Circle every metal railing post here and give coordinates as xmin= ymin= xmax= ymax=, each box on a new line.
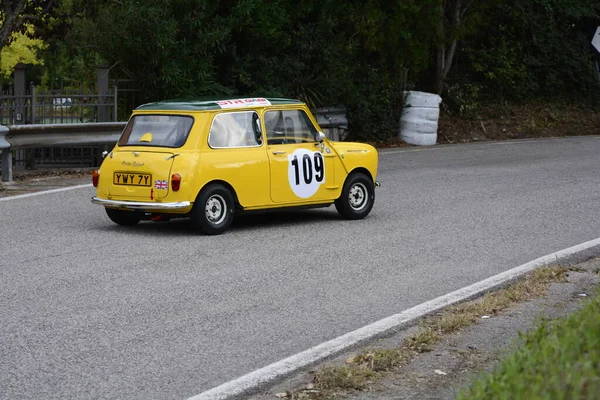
xmin=1 ymin=150 xmax=13 ymax=182
xmin=0 ymin=126 xmax=13 ymax=182
xmin=113 ymin=85 xmax=118 ymax=122
xmin=30 ymin=84 xmax=36 ymax=124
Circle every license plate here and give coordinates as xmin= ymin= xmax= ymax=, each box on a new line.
xmin=113 ymin=172 xmax=152 ymax=186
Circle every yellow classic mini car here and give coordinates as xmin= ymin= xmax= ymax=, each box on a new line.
xmin=91 ymin=97 xmax=380 ymax=234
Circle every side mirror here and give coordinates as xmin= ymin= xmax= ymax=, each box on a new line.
xmin=316 ymin=131 xmax=326 ymax=142
xmin=102 ymin=150 xmax=109 ymax=159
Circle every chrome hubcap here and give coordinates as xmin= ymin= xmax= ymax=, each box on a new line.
xmin=205 ymin=195 xmax=226 ymax=224
xmin=348 ymin=183 xmax=368 ymax=211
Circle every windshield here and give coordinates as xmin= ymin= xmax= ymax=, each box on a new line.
xmin=118 ymin=115 xmax=194 ymax=148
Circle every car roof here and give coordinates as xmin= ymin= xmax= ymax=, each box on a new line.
xmin=135 ymin=96 xmax=304 ymax=111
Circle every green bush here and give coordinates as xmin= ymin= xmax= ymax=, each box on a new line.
xmin=441 ymin=83 xmax=483 ymax=119
xmin=456 ymin=0 xmax=600 ymax=102
xmin=458 ymin=287 xmax=600 ymax=400
xmin=51 ymin=0 xmax=600 ymax=141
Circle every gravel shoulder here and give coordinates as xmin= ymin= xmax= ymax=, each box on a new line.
xmin=249 ymin=257 xmax=600 ymax=400
xmin=0 ymin=168 xmax=93 ymax=198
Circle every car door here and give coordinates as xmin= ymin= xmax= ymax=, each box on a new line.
xmin=265 ymin=108 xmax=336 ymax=204
xmin=200 ymin=110 xmax=272 ymax=208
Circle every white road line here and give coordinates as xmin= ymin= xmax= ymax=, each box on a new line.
xmin=0 ymin=184 xmax=92 ymax=202
xmin=188 ymin=237 xmax=600 ymax=400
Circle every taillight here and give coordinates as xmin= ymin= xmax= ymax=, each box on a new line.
xmin=92 ymin=170 xmax=100 ymax=187
xmin=171 ymin=173 xmax=181 ymax=191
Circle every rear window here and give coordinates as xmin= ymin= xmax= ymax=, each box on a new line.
xmin=118 ymin=115 xmax=194 ymax=148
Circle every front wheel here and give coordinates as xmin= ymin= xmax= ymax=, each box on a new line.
xmin=105 ymin=208 xmax=141 ymax=226
xmin=334 ymin=173 xmax=375 ymax=220
xmin=190 ymin=184 xmax=235 ymax=235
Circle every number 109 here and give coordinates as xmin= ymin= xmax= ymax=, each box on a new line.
xmin=291 ymin=153 xmax=324 ymax=185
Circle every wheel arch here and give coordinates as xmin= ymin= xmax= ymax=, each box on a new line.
xmin=347 ymin=167 xmax=374 ymax=184
xmin=335 ymin=167 xmax=374 ymax=202
xmin=195 ymin=180 xmax=242 ymax=210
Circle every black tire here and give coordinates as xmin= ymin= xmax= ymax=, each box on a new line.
xmin=190 ymin=183 xmax=235 ymax=235
xmin=334 ymin=172 xmax=375 ymax=220
xmin=105 ymin=208 xmax=141 ymax=226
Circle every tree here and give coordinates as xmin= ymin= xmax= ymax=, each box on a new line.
xmin=67 ymin=0 xmax=441 ymax=140
xmin=0 ymin=23 xmax=47 ymax=77
xmin=455 ymin=0 xmax=600 ymax=100
xmin=0 ymin=0 xmax=57 ymax=50
xmin=430 ymin=0 xmax=479 ymax=94
xmin=68 ymin=0 xmax=234 ymax=99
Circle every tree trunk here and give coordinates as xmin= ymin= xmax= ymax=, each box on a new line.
xmin=0 ymin=0 xmax=54 ymax=50
xmin=443 ymin=0 xmax=461 ymax=80
xmin=433 ymin=48 xmax=445 ymax=94
xmin=0 ymin=0 xmax=28 ymax=49
xmin=431 ymin=1 xmax=446 ymax=94
xmin=431 ymin=0 xmax=465 ymax=95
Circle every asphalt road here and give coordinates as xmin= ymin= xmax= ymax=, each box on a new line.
xmin=1 ymin=137 xmax=599 ymax=399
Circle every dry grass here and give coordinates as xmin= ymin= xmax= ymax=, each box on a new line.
xmin=279 ymin=265 xmax=571 ymax=399
xmin=437 ymin=101 xmax=600 ymax=145
xmin=11 ymin=168 xmax=95 ymax=181
xmin=315 ymin=365 xmax=375 ymax=391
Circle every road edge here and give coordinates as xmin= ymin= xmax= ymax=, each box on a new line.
xmin=188 ymin=237 xmax=600 ymax=400
xmin=0 ymin=183 xmax=92 ymax=201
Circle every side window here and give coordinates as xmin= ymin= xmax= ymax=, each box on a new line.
xmin=264 ymin=110 xmax=317 ymax=145
xmin=208 ymin=111 xmax=263 ymax=148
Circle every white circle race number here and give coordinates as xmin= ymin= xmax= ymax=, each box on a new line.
xmin=288 ymin=148 xmax=325 ymax=198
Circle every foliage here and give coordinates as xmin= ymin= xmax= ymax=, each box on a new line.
xmin=0 ymin=24 xmax=47 ymax=78
xmin=63 ymin=0 xmax=440 ymax=140
xmin=67 ymin=0 xmax=234 ymax=99
xmin=0 ymin=0 xmax=58 ymax=50
xmin=457 ymin=287 xmax=600 ymax=400
xmin=4 ymin=0 xmax=600 ymax=140
xmin=441 ymin=82 xmax=482 ymax=119
xmin=456 ymin=0 xmax=600 ymax=102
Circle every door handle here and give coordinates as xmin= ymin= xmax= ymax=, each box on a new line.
xmin=272 ymin=151 xmax=286 ymax=155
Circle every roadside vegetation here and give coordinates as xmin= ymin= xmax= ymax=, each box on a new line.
xmin=1 ymin=0 xmax=599 ymax=141
xmin=457 ymin=286 xmax=600 ymax=400
xmin=274 ymin=265 xmax=586 ymax=399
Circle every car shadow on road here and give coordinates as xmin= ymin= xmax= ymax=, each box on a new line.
xmin=96 ymin=208 xmax=344 ymax=236
xmin=231 ymin=208 xmax=343 ymax=231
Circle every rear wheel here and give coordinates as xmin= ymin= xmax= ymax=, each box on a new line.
xmin=335 ymin=173 xmax=375 ymax=220
xmin=105 ymin=208 xmax=141 ymax=226
xmin=190 ymin=184 xmax=235 ymax=235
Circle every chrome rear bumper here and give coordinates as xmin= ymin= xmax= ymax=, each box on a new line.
xmin=91 ymin=197 xmax=191 ymax=211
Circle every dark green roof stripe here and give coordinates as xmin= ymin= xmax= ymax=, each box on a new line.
xmin=135 ymin=97 xmax=304 ymax=111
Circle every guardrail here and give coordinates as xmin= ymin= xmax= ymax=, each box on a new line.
xmin=0 ymin=122 xmax=126 ymax=182
xmin=314 ymin=106 xmax=348 ymax=141
xmin=0 ymin=107 xmax=349 ymax=183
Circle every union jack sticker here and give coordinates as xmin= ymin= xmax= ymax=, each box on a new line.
xmin=155 ymin=179 xmax=168 ymax=190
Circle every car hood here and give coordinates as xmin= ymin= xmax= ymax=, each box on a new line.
xmin=328 ymin=141 xmax=377 ymax=154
